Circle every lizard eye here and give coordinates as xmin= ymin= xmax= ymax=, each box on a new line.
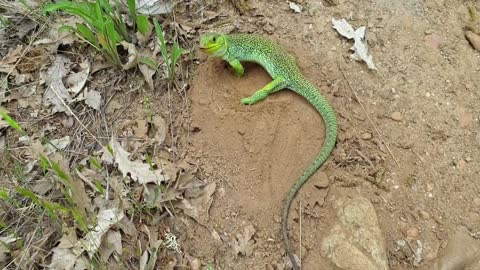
xmin=212 ymin=37 xmax=217 ymax=42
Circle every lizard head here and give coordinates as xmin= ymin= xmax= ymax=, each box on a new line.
xmin=199 ymin=32 xmax=227 ymax=57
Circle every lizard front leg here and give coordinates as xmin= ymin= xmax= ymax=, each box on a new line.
xmin=225 ymin=57 xmax=244 ymax=77
xmin=241 ymin=76 xmax=287 ymax=105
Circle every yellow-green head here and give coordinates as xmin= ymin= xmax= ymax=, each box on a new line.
xmin=199 ymin=33 xmax=228 ymax=57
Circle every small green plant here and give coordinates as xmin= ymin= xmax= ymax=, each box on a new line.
xmin=154 ymin=20 xmax=183 ymax=81
xmin=0 ymin=109 xmax=24 ymax=135
xmin=127 ymin=0 xmax=150 ymax=35
xmin=0 ymin=111 xmax=88 ymax=230
xmin=44 ymin=0 xmax=149 ymax=66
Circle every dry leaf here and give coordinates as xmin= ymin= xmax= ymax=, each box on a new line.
xmin=105 ymin=100 xmax=123 ymax=115
xmin=133 ymin=119 xmax=148 ymax=139
xmin=109 ymin=175 xmax=133 ymax=210
xmin=66 ymin=60 xmax=90 ymax=95
xmin=139 ymin=239 xmax=162 ymax=270
xmin=47 ymin=16 xmax=83 ymax=46
xmin=120 ymin=41 xmax=138 ymax=70
xmin=107 ymin=137 xmax=169 ymax=184
xmin=0 ymin=45 xmax=22 ymax=74
xmin=174 ymin=182 xmax=216 ymax=224
xmin=83 ymin=89 xmax=102 ymax=111
xmin=44 ymin=136 xmax=71 ymax=154
xmin=78 ymin=208 xmax=124 ymax=258
xmin=332 ymin=18 xmax=377 ymax=70
xmin=139 ymin=63 xmax=156 ymax=90
xmin=12 ymin=19 xmax=37 ymax=39
xmin=232 ymin=225 xmax=256 ymax=257
xmin=134 ymin=0 xmax=178 ymax=15
xmin=32 ymin=177 xmax=55 ymax=195
xmin=289 ymin=2 xmax=302 ymax=13
xmin=49 ymin=229 xmax=91 ymax=270
xmin=42 ymin=55 xmax=73 ymax=114
xmin=143 ymin=183 xmax=182 ymax=207
xmin=100 ymin=230 xmax=122 ymax=262
xmin=151 ymin=115 xmax=167 ymax=144
xmin=0 ymin=234 xmax=19 ymax=266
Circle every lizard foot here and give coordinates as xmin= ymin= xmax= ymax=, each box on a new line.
xmin=241 ymin=97 xmax=254 ymax=105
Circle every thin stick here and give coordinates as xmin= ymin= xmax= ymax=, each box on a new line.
xmin=338 ymin=60 xmax=400 ymax=167
xmin=48 ymin=85 xmax=103 ymax=147
xmin=299 ymin=200 xmax=302 ymax=269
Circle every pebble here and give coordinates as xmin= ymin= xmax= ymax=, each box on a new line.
xmin=362 ymin=132 xmax=373 ymax=140
xmin=407 ymin=227 xmax=420 ymax=240
xmin=424 ymin=34 xmax=443 ymax=49
xmin=274 ymin=215 xmax=281 ymax=223
xmin=390 ymin=112 xmax=403 ymax=122
xmin=473 ymin=197 xmax=480 ymax=207
xmin=189 ymin=258 xmax=201 ymax=270
xmin=465 ymin=30 xmax=480 ymax=51
xmin=456 ymin=159 xmax=467 ymax=170
xmin=419 ymin=210 xmax=431 ymax=220
xmin=314 ymin=172 xmax=329 ymax=188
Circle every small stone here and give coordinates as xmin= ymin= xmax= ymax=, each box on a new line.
xmin=457 ymin=107 xmax=473 ymax=128
xmin=362 ymin=132 xmax=373 ymax=140
xmin=189 ymin=258 xmax=201 ymax=270
xmin=390 ymin=112 xmax=403 ymax=122
xmin=211 ymin=229 xmax=222 ymax=242
xmin=217 ymin=187 xmax=226 ymax=198
xmin=314 ymin=172 xmax=329 ymax=188
xmin=424 ymin=34 xmax=443 ymax=49
xmin=465 ymin=30 xmax=480 ymax=51
xmin=406 ymin=227 xmax=420 ymax=240
xmin=274 ymin=215 xmax=281 ymax=223
xmin=419 ymin=210 xmax=431 ymax=220
xmin=456 ymin=159 xmax=467 ymax=170
xmin=473 ymin=197 xmax=480 ymax=207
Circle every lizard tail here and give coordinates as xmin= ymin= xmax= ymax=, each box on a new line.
xmin=282 ymin=78 xmax=337 ymax=269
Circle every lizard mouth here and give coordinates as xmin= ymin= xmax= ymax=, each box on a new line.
xmin=200 ymin=43 xmax=221 ymax=54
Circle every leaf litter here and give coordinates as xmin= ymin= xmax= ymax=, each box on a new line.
xmin=0 ymin=3 xmax=216 ymax=269
xmin=232 ymin=225 xmax=256 ymax=257
xmin=332 ymin=18 xmax=377 ymax=70
xmin=103 ymin=137 xmax=170 ymax=184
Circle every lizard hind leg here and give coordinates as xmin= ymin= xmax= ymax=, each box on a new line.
xmin=241 ymin=76 xmax=287 ymax=105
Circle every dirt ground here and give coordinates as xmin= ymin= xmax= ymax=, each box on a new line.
xmin=184 ymin=0 xmax=480 ymax=269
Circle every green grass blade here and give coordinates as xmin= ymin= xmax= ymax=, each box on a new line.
xmin=105 ymin=20 xmax=120 ymax=60
xmin=15 ymin=187 xmax=41 ymax=206
xmin=44 ymin=2 xmax=95 ymax=26
xmin=51 ymin=161 xmax=71 ymax=184
xmin=39 ymin=155 xmax=50 ymax=175
xmin=0 ymin=110 xmax=24 ymax=134
xmin=168 ymin=42 xmax=182 ymax=79
xmin=0 ymin=188 xmax=9 ymax=200
xmin=153 ymin=20 xmax=169 ymax=67
xmin=94 ymin=0 xmax=104 ymax=24
xmin=127 ymin=0 xmax=137 ymax=29
xmin=136 ymin=15 xmax=150 ymax=35
xmin=140 ymin=57 xmax=158 ymax=69
xmin=76 ymin=23 xmax=99 ymax=47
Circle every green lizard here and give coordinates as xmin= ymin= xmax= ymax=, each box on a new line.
xmin=199 ymin=33 xmax=337 ymax=269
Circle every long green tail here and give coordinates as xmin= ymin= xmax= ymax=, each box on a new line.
xmin=282 ymin=78 xmax=337 ymax=269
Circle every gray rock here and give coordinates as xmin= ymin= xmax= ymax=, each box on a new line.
xmin=431 ymin=227 xmax=480 ymax=270
xmin=321 ymin=195 xmax=389 ymax=270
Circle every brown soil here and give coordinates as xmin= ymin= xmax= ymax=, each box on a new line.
xmin=181 ymin=0 xmax=480 ymax=269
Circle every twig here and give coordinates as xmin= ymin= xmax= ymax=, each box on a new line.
xmin=299 ymin=200 xmax=302 ymax=270
xmin=47 ymin=85 xmax=103 ymax=147
xmin=337 ymin=60 xmax=400 ymax=168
